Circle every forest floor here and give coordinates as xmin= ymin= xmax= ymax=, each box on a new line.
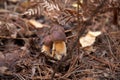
xmin=0 ymin=0 xmax=120 ymax=80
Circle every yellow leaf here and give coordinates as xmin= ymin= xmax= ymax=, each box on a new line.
xmin=29 ymin=19 xmax=44 ymax=28
xmin=79 ymin=31 xmax=101 ymax=47
xmin=72 ymin=0 xmax=83 ymax=8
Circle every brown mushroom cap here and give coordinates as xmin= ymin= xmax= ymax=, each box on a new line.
xmin=43 ymin=25 xmax=66 ymax=45
xmin=42 ymin=35 xmax=53 ymax=46
xmin=50 ymin=25 xmax=66 ymax=41
xmin=51 ymin=31 xmax=66 ymax=41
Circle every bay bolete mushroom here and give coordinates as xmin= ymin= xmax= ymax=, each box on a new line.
xmin=41 ymin=25 xmax=67 ymax=60
xmin=41 ymin=35 xmax=53 ymax=56
xmin=50 ymin=26 xmax=67 ymax=60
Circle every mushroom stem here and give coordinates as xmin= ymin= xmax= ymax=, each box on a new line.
xmin=41 ymin=45 xmax=52 ymax=57
xmin=52 ymin=41 xmax=66 ymax=60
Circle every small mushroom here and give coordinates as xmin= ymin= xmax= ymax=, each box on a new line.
xmin=51 ymin=27 xmax=67 ymax=60
xmin=41 ymin=35 xmax=53 ymax=56
xmin=41 ymin=25 xmax=67 ymax=60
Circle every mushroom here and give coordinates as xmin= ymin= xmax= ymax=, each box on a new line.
xmin=50 ymin=26 xmax=67 ymax=60
xmin=41 ymin=35 xmax=53 ymax=57
xmin=41 ymin=25 xmax=67 ymax=60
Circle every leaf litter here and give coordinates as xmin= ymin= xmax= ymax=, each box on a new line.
xmin=0 ymin=0 xmax=120 ymax=80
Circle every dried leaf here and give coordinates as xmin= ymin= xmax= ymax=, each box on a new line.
xmin=0 ymin=66 xmax=8 ymax=73
xmin=79 ymin=31 xmax=101 ymax=47
xmin=28 ymin=19 xmax=44 ymax=28
xmin=72 ymin=3 xmax=81 ymax=8
xmin=72 ymin=0 xmax=83 ymax=8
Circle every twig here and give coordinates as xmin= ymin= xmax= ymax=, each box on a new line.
xmin=86 ymin=52 xmax=115 ymax=68
xmin=0 ymin=36 xmax=28 ymax=40
xmin=61 ymin=56 xmax=79 ymax=78
xmin=104 ymin=34 xmax=117 ymax=60
xmin=0 ymin=72 xmax=15 ymax=79
xmin=66 ymin=35 xmax=76 ymax=39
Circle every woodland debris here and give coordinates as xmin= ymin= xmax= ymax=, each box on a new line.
xmin=0 ymin=0 xmax=120 ymax=80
